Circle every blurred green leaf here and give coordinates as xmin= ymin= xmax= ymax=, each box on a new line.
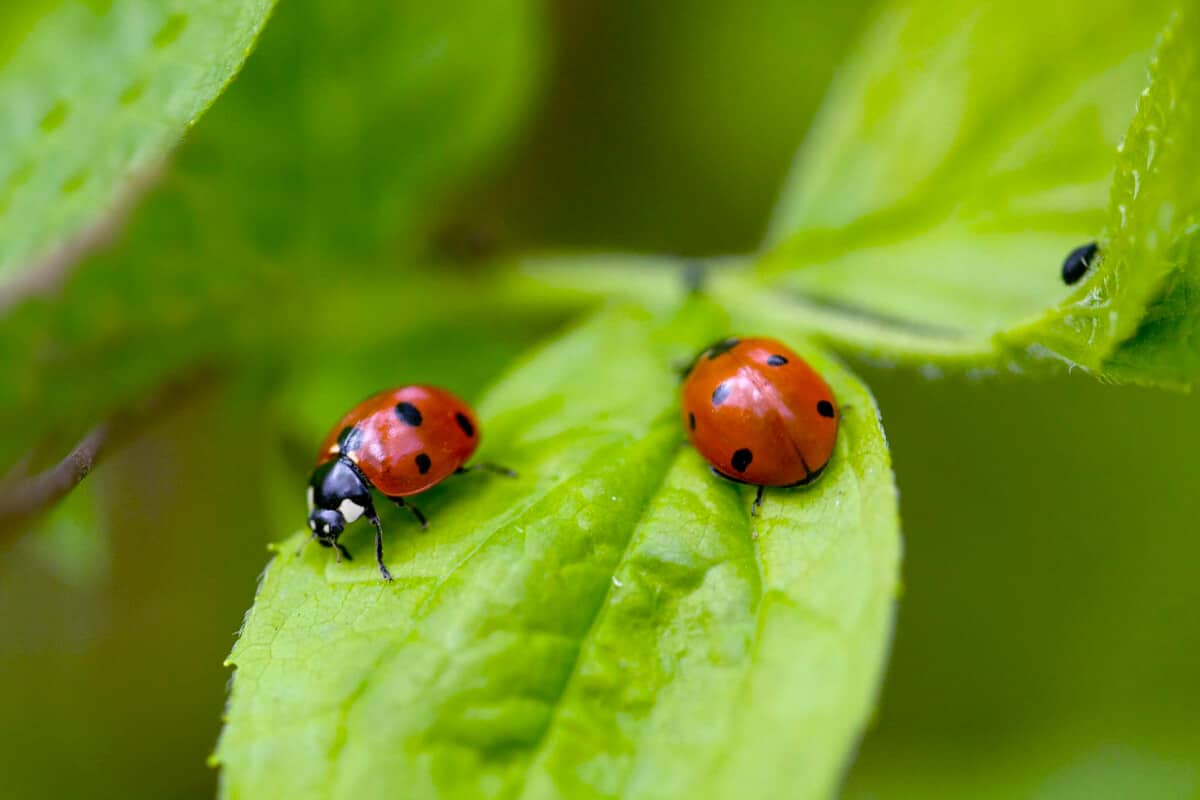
xmin=846 ymin=736 xmax=1200 ymax=800
xmin=18 ymin=479 xmax=108 ymax=586
xmin=0 ymin=0 xmax=276 ymax=286
xmin=184 ymin=0 xmax=544 ymax=256
xmin=745 ymin=0 xmax=1200 ymax=383
xmin=0 ymin=0 xmax=548 ymax=471
xmin=214 ymin=303 xmax=900 ymax=799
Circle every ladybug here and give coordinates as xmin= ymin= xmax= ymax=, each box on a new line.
xmin=304 ymin=385 xmax=513 ymax=580
xmin=681 ymin=337 xmax=838 ymax=514
xmin=1061 ymin=241 xmax=1099 ymax=285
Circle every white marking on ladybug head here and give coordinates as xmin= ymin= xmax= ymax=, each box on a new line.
xmin=307 ymin=487 xmax=315 ymax=511
xmin=308 ymin=517 xmax=317 ymax=531
xmin=338 ymin=498 xmax=364 ymax=524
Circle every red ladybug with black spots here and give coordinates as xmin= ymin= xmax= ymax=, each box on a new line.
xmin=681 ymin=337 xmax=838 ymax=513
xmin=304 ymin=385 xmax=513 ymax=580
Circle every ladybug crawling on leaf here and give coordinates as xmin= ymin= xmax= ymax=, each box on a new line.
xmin=304 ymin=385 xmax=514 ymax=580
xmin=681 ymin=337 xmax=839 ymax=514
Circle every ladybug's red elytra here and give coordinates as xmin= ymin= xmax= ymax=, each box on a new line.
xmin=304 ymin=385 xmax=513 ymax=580
xmin=681 ymin=337 xmax=838 ymax=513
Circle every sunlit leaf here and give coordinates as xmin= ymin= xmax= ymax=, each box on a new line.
xmin=1029 ymin=5 xmax=1200 ymax=384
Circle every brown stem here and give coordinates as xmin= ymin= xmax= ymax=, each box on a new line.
xmin=0 ymin=369 xmax=216 ymax=537
xmin=0 ymin=426 xmax=110 ymax=527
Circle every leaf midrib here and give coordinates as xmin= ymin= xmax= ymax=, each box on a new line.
xmin=512 ymin=429 xmax=685 ymax=797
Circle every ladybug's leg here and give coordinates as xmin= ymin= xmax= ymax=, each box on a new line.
xmin=335 ymin=542 xmax=354 ymax=562
xmin=751 ymin=485 xmax=765 ymax=517
xmin=455 ymin=462 xmax=518 ymax=478
xmin=364 ymin=510 xmax=394 ymax=582
xmin=389 ymin=496 xmax=428 ymax=530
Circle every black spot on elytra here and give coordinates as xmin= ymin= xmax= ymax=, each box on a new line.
xmin=731 ymin=448 xmax=753 ymax=472
xmin=1062 ymin=241 xmax=1099 ymax=285
xmin=415 ymin=453 xmax=432 ymax=474
xmin=766 ymin=354 xmax=788 ymax=366
xmin=817 ymin=400 xmax=835 ymax=418
xmin=336 ymin=425 xmax=361 ymax=452
xmin=711 ymin=381 xmax=732 ymax=407
xmin=688 ymin=412 xmax=696 ymax=430
xmin=455 ymin=412 xmax=475 ymax=438
xmin=705 ymin=338 xmax=740 ymax=359
xmin=395 ymin=402 xmax=423 ymax=426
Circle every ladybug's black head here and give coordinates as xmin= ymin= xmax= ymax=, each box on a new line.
xmin=308 ymin=507 xmax=345 ymax=542
xmin=306 ymin=457 xmax=371 ymax=545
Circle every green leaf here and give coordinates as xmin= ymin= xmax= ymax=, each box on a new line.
xmin=214 ymin=304 xmax=901 ymax=799
xmin=0 ymin=0 xmax=276 ymax=287
xmin=1032 ymin=5 xmax=1200 ymax=384
xmin=748 ymin=0 xmax=1200 ymax=384
xmin=0 ymin=0 xmax=547 ymax=471
xmin=181 ymin=0 xmax=545 ymax=256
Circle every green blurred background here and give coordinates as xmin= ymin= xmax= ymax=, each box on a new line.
xmin=1 ymin=0 xmax=1198 ymax=797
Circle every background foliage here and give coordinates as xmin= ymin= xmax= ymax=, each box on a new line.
xmin=1 ymin=0 xmax=1198 ymax=798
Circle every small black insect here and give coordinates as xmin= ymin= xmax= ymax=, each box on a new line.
xmin=1062 ymin=241 xmax=1099 ymax=285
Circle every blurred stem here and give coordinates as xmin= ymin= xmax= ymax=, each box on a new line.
xmin=0 ymin=369 xmax=218 ymax=536
xmin=0 ymin=426 xmax=108 ymax=527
